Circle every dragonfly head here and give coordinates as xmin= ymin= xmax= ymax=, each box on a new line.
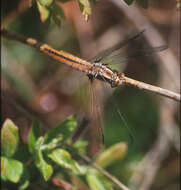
xmin=110 ymin=71 xmax=125 ymax=88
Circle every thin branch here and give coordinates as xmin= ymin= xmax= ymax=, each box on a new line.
xmin=2 ymin=0 xmax=29 ymax=28
xmin=67 ymin=146 xmax=131 ymax=190
xmin=122 ymin=76 xmax=180 ymax=102
xmin=2 ymin=89 xmax=130 ymax=190
xmin=109 ymin=0 xmax=180 ymax=92
xmin=1 ymin=29 xmax=180 ymax=102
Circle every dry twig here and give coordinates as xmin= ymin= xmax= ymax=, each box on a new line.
xmin=1 ymin=29 xmax=180 ymax=102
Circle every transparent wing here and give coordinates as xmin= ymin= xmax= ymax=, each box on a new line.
xmin=71 ymin=116 xmax=90 ymax=143
xmin=88 ymin=79 xmax=105 ymax=155
xmin=89 ymin=30 xmax=145 ymax=63
xmin=70 ymin=77 xmax=104 ymax=155
xmin=98 ymin=73 xmax=136 ymax=145
xmin=102 ymin=45 xmax=168 ymax=67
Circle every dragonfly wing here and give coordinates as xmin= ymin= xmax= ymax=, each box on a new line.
xmin=102 ymin=45 xmax=168 ymax=67
xmin=71 ymin=116 xmax=90 ymax=143
xmin=88 ymin=79 xmax=105 ymax=156
xmin=89 ymin=30 xmax=145 ymax=63
xmin=71 ymin=77 xmax=104 ymax=156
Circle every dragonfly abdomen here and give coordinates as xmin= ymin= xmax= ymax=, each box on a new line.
xmin=40 ymin=44 xmax=92 ymax=73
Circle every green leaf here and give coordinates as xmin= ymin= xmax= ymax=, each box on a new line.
xmin=28 ymin=119 xmax=41 ymax=154
xmin=51 ymin=2 xmax=65 ymax=26
xmin=44 ymin=115 xmax=77 ymax=144
xmin=29 ymin=0 xmax=33 ymax=7
xmin=92 ymin=0 xmax=99 ymax=4
xmin=123 ymin=0 xmax=134 ymax=5
xmin=56 ymin=0 xmax=72 ymax=2
xmin=1 ymin=157 xmax=24 ymax=183
xmin=1 ymin=156 xmax=7 ymax=181
xmin=52 ymin=14 xmax=62 ymax=26
xmin=95 ymin=142 xmax=127 ymax=168
xmin=18 ymin=180 xmax=30 ymax=190
xmin=38 ymin=0 xmax=53 ymax=7
xmin=48 ymin=149 xmax=81 ymax=173
xmin=51 ymin=2 xmax=65 ymax=18
xmin=86 ymin=169 xmax=113 ymax=190
xmin=73 ymin=140 xmax=88 ymax=154
xmin=18 ymin=167 xmax=30 ymax=190
xmin=78 ymin=0 xmax=92 ymax=21
xmin=177 ymin=0 xmax=180 ymax=8
xmin=37 ymin=1 xmax=50 ymax=22
xmin=34 ymin=137 xmax=53 ymax=181
xmin=1 ymin=119 xmax=19 ymax=157
xmin=136 ymin=0 xmax=148 ymax=8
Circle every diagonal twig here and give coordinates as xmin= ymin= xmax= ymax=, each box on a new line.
xmin=1 ymin=29 xmax=180 ymax=102
xmin=2 ymin=89 xmax=130 ymax=190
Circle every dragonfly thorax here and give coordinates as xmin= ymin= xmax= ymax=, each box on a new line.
xmin=88 ymin=62 xmax=106 ymax=78
xmin=87 ymin=62 xmax=124 ymax=88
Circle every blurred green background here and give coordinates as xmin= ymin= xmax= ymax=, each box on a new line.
xmin=1 ymin=0 xmax=180 ymax=189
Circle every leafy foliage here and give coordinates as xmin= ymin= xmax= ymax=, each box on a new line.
xmin=1 ymin=117 xmax=128 ymax=189
xmin=78 ymin=0 xmax=92 ymax=21
xmin=123 ymin=0 xmax=149 ymax=8
xmin=29 ymin=0 xmax=65 ymax=24
xmin=177 ymin=0 xmax=181 ymax=8
xmin=1 ymin=119 xmax=19 ymax=157
xmin=28 ymin=0 xmax=167 ymax=25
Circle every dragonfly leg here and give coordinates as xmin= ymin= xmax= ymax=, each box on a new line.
xmin=111 ymin=83 xmax=118 ymax=88
xmin=87 ymin=74 xmax=94 ymax=82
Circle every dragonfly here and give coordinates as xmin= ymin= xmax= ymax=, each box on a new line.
xmin=2 ymin=29 xmax=167 ymax=90
xmin=64 ymin=30 xmax=168 ymax=149
xmin=2 ymin=29 xmax=177 ymax=153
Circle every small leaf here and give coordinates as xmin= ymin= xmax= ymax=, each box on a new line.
xmin=34 ymin=137 xmax=53 ymax=181
xmin=73 ymin=140 xmax=88 ymax=154
xmin=52 ymin=14 xmax=62 ymax=26
xmin=18 ymin=180 xmax=30 ymax=190
xmin=1 ymin=156 xmax=24 ymax=183
xmin=95 ymin=142 xmax=127 ymax=168
xmin=18 ymin=167 xmax=30 ymax=190
xmin=29 ymin=0 xmax=33 ymax=7
xmin=37 ymin=1 xmax=50 ymax=22
xmin=79 ymin=0 xmax=92 ymax=21
xmin=177 ymin=0 xmax=180 ymax=8
xmin=38 ymin=0 xmax=53 ymax=7
xmin=136 ymin=0 xmax=148 ymax=8
xmin=86 ymin=169 xmax=113 ymax=190
xmin=51 ymin=2 xmax=65 ymax=26
xmin=48 ymin=149 xmax=81 ymax=173
xmin=51 ymin=2 xmax=65 ymax=19
xmin=1 ymin=157 xmax=7 ymax=180
xmin=57 ymin=0 xmax=72 ymax=2
xmin=123 ymin=0 xmax=134 ymax=5
xmin=92 ymin=0 xmax=99 ymax=4
xmin=44 ymin=115 xmax=77 ymax=144
xmin=28 ymin=119 xmax=41 ymax=154
xmin=1 ymin=119 xmax=19 ymax=157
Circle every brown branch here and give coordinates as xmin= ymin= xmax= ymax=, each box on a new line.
xmin=1 ymin=29 xmax=180 ymax=102
xmin=52 ymin=177 xmax=75 ymax=190
xmin=122 ymin=76 xmax=180 ymax=102
xmin=110 ymin=0 xmax=180 ymax=91
xmin=2 ymin=0 xmax=29 ymax=28
xmin=67 ymin=146 xmax=131 ymax=190
xmin=2 ymin=88 xmax=130 ymax=190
